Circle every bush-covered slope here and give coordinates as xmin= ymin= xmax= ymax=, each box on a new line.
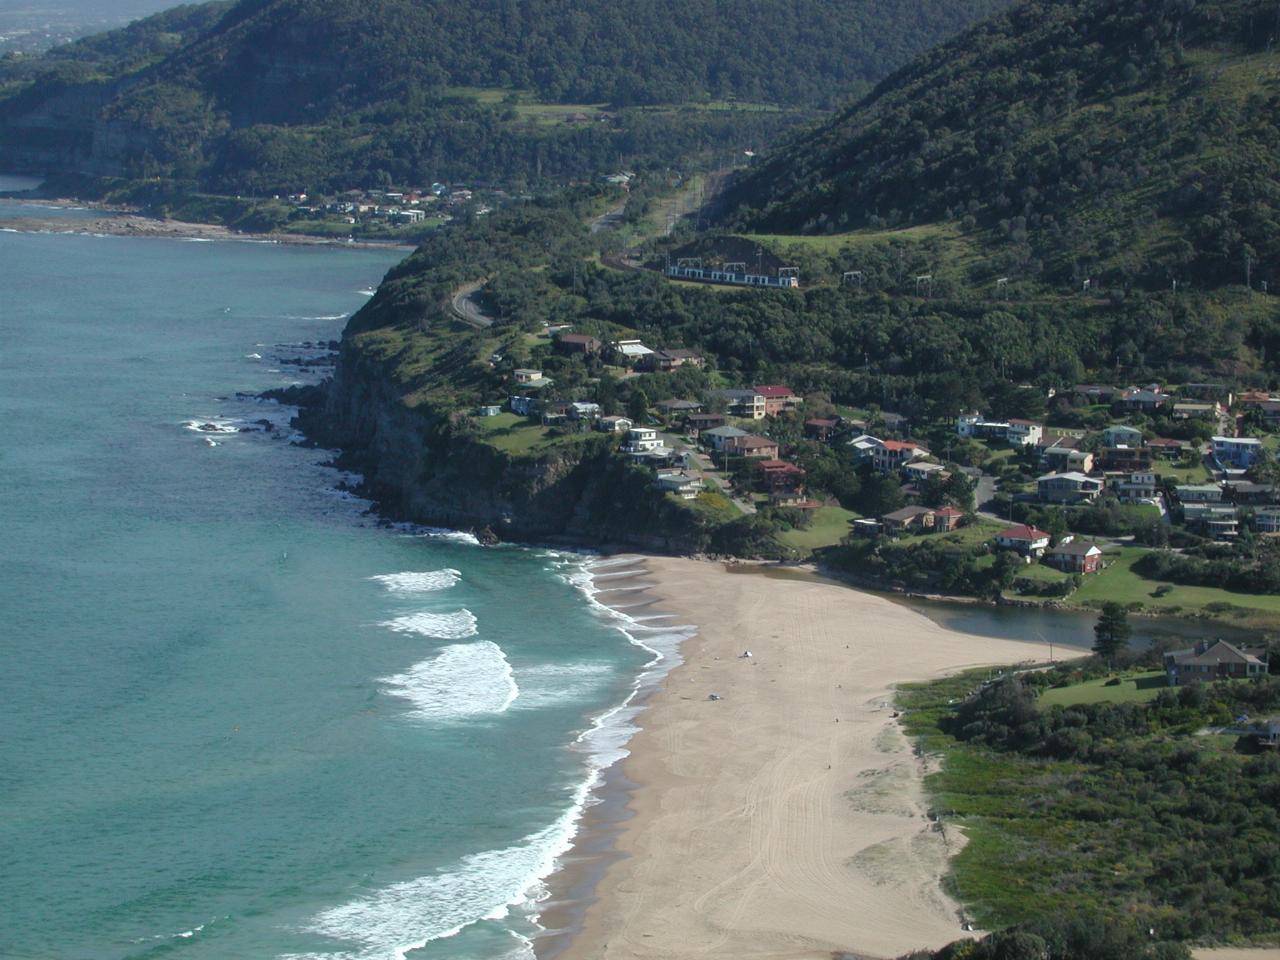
xmin=0 ymin=0 xmax=1011 ymax=191
xmin=724 ymin=0 xmax=1280 ymax=290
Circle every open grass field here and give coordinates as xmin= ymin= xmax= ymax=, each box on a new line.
xmin=1069 ymin=546 xmax=1280 ymax=623
xmin=474 ymin=412 xmax=554 ymax=455
xmin=1038 ymin=671 xmax=1167 ymax=708
xmin=775 ymin=505 xmax=860 ymax=553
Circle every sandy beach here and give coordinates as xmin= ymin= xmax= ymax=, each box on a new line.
xmin=545 ymin=556 xmax=1065 ymax=960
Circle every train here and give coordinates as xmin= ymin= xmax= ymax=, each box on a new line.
xmin=663 ymin=265 xmax=799 ymax=289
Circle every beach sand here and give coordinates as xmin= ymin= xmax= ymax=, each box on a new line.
xmin=547 ymin=555 xmax=1067 ymax=960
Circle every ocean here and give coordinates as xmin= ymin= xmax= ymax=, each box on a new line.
xmin=0 ymin=207 xmax=689 ymax=960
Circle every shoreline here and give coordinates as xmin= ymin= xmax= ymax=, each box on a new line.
xmin=537 ymin=555 xmax=1067 ymax=960
xmin=0 ymin=198 xmax=417 ymax=250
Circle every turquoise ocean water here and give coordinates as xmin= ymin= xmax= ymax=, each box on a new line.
xmin=0 ymin=207 xmax=688 ymax=960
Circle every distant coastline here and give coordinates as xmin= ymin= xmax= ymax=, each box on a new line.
xmin=0 ymin=198 xmax=416 ymax=250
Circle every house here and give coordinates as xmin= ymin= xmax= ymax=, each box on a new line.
xmin=1164 ymin=640 xmax=1269 ymax=686
xmin=1172 ymin=401 xmax=1226 ymax=422
xmin=1007 ymin=419 xmax=1044 ymax=447
xmin=513 ymin=368 xmax=543 ymax=384
xmin=715 ymin=388 xmax=766 ymax=420
xmin=1257 ymin=401 xmax=1280 ymax=426
xmin=881 ymin=505 xmax=937 ymax=534
xmin=1038 ymin=471 xmax=1105 ymax=503
xmin=1222 ymin=481 xmax=1277 ymax=505
xmin=554 ymin=333 xmax=603 ymax=356
xmin=848 ymin=434 xmax=883 ymax=462
xmin=1254 ymin=507 xmax=1280 ymax=534
xmin=702 ymin=425 xmax=749 ymax=452
xmin=684 ymin=413 xmax=726 ymax=436
xmin=646 ymin=349 xmax=705 ymax=372
xmin=852 ymin=518 xmax=883 ymax=538
xmin=1177 ymin=483 xmax=1225 ymax=504
xmin=994 ymin=524 xmax=1052 ymax=557
xmin=1213 ymin=436 xmax=1265 ymax=469
xmin=872 ymin=439 xmax=929 ymax=474
xmin=1237 ymin=390 xmax=1278 ymax=409
xmin=612 ymin=339 xmax=655 ymax=366
xmin=758 ymin=459 xmax=806 ymax=495
xmin=1045 ymin=541 xmax=1103 ymax=574
xmin=752 ymin=385 xmax=800 ymax=416
xmin=509 ymin=395 xmax=540 ymax=417
xmin=903 ymin=461 xmax=949 ymax=484
xmin=804 ymin=418 xmax=839 ymax=442
xmin=569 ymin=402 xmax=601 ymax=421
xmin=1042 ymin=445 xmax=1094 ymax=475
xmin=1102 ymin=424 xmax=1144 ymax=447
xmin=541 ymin=401 xmax=572 ymax=425
xmin=729 ymin=435 xmax=781 ymax=459
xmin=1182 ymin=502 xmax=1239 ymax=538
xmin=477 ymin=405 xmax=502 ymax=417
xmin=623 ymin=427 xmax=662 ymax=454
xmin=1111 ymin=472 xmax=1159 ymax=503
xmin=655 ymin=399 xmax=702 ymax=418
xmin=1146 ymin=437 xmax=1187 ymax=458
xmin=933 ymin=506 xmax=965 ymax=532
xmin=597 ymin=415 xmax=634 ymax=433
xmin=1116 ymin=386 xmax=1171 ymax=412
xmin=655 ymin=470 xmax=702 ymax=499
xmin=1099 ymin=446 xmax=1154 ymax=472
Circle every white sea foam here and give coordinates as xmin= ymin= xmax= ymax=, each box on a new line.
xmin=511 ymin=662 xmax=614 ymax=710
xmin=245 ymin=352 xmax=263 ymax=359
xmin=378 ymin=608 xmax=477 ymax=639
xmin=182 ymin=418 xmax=240 ymax=434
xmin=368 ymin=569 xmax=461 ymax=594
xmin=380 ymin=640 xmax=517 ymax=721
xmin=358 ymin=287 xmax=377 ymax=296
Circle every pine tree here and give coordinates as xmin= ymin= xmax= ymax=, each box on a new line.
xmin=1092 ymin=601 xmax=1132 ymax=667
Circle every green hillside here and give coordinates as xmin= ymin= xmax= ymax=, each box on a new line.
xmin=723 ymin=0 xmax=1280 ymax=291
xmin=0 ymin=0 xmax=1010 ymax=192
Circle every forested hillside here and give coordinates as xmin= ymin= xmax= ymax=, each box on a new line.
xmin=723 ymin=0 xmax=1280 ymax=290
xmin=0 ymin=0 xmax=1010 ymax=192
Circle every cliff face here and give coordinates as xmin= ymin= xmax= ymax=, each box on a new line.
xmin=310 ymin=341 xmax=701 ymax=553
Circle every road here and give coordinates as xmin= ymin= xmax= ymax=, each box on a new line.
xmin=657 ymin=428 xmax=756 ymax=514
xmin=449 ymin=279 xmax=494 ymax=328
xmin=589 ymin=203 xmax=626 ymax=235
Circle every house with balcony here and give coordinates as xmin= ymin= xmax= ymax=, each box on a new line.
xmin=715 ymin=388 xmax=766 ymax=420
xmin=1102 ymin=424 xmax=1144 ymax=447
xmin=1038 ymin=471 xmax=1104 ymax=503
xmin=1111 ymin=472 xmax=1159 ymax=503
xmin=1212 ymin=436 xmax=1265 ymax=469
xmin=752 ymin=385 xmax=800 ymax=416
xmin=873 ymin=439 xmax=929 ymax=474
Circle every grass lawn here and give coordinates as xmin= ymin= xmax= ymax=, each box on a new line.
xmin=1012 ymin=561 xmax=1071 ymax=583
xmin=1068 ymin=546 xmax=1280 ymax=623
xmin=1038 ymin=671 xmax=1167 ymax=708
xmin=474 ymin=412 xmax=553 ymax=455
xmin=776 ymin=505 xmax=860 ymax=553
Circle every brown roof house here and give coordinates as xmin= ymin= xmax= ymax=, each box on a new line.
xmin=1045 ymin=541 xmax=1103 ymax=574
xmin=554 ymin=333 xmax=602 ymax=356
xmin=881 ymin=505 xmax=938 ymax=534
xmin=1164 ymin=640 xmax=1269 ymax=686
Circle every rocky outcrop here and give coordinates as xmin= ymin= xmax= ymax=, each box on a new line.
xmin=306 ymin=338 xmax=704 ymax=552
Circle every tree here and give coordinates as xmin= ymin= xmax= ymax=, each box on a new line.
xmin=1092 ymin=601 xmax=1132 ymax=666
xmin=627 ymin=386 xmax=651 ymax=423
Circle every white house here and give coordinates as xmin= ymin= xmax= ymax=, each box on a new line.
xmin=1112 ymin=472 xmax=1159 ymax=503
xmin=1037 ymin=471 xmax=1105 ymax=503
xmin=994 ymin=524 xmax=1052 ymax=557
xmin=623 ymin=427 xmax=661 ymax=453
xmin=656 ymin=470 xmax=701 ymax=499
xmin=1212 ymin=436 xmax=1264 ymax=469
xmin=1103 ymin=424 xmax=1144 ymax=447
xmin=1254 ymin=508 xmax=1280 ymax=534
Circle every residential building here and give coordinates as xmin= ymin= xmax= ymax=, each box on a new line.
xmin=1116 ymin=386 xmax=1171 ymax=412
xmin=804 ymin=418 xmax=838 ymax=442
xmin=684 ymin=413 xmax=726 ymax=436
xmin=1222 ymin=481 xmax=1277 ymax=505
xmin=715 ymin=388 xmax=766 ymax=420
xmin=1182 ymin=502 xmax=1239 ymax=538
xmin=1102 ymin=424 xmax=1144 ymax=447
xmin=1038 ymin=471 xmax=1105 ymax=503
xmin=1180 ymin=383 xmax=1233 ymax=406
xmin=569 ymin=402 xmax=601 ymax=421
xmin=1172 ymin=401 xmax=1226 ymax=422
xmin=655 ymin=470 xmax=701 ymax=499
xmin=1254 ymin=508 xmax=1280 ymax=534
xmin=612 ymin=339 xmax=655 ymax=366
xmin=872 ymin=439 xmax=929 ymax=474
xmin=1257 ymin=401 xmax=1280 ymax=426
xmin=645 ymin=349 xmax=704 ymax=372
xmin=513 ymin=368 xmax=543 ymax=384
xmin=752 ymin=385 xmax=800 ymax=416
xmin=932 ymin=506 xmax=965 ymax=532
xmin=757 ymin=459 xmax=806 ymax=495
xmin=881 ymin=505 xmax=937 ymax=534
xmin=903 ymin=460 xmax=949 ymax=484
xmin=655 ymin=399 xmax=702 ymax=417
xmin=957 ymin=413 xmax=1043 ymax=446
xmin=1177 ymin=483 xmax=1225 ymax=503
xmin=1112 ymin=472 xmax=1159 ymax=503
xmin=848 ymin=434 xmax=883 ymax=462
xmin=1212 ymin=436 xmax=1265 ymax=469
xmin=477 ymin=405 xmax=502 ymax=417
xmin=1045 ymin=541 xmax=1103 ymax=574
xmin=1007 ymin=419 xmax=1044 ymax=447
xmin=729 ymin=435 xmax=781 ymax=460
xmin=994 ymin=524 xmax=1052 ymax=557
xmin=1099 ymin=446 xmax=1154 ymax=472
xmin=1073 ymin=384 xmax=1119 ymax=405
xmin=596 ymin=415 xmax=634 ymax=433
xmin=623 ymin=427 xmax=662 ymax=454
xmin=554 ymin=333 xmax=602 ymax=356
xmin=1237 ymin=390 xmax=1278 ymax=409
xmin=509 ymin=395 xmax=540 ymax=417
xmin=1042 ymin=444 xmax=1094 ymax=474
xmin=880 ymin=412 xmax=910 ymax=434
xmin=1146 ymin=437 xmax=1187 ymax=458
xmin=1164 ymin=640 xmax=1269 ymax=685
xmin=701 ymin=425 xmax=749 ymax=452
